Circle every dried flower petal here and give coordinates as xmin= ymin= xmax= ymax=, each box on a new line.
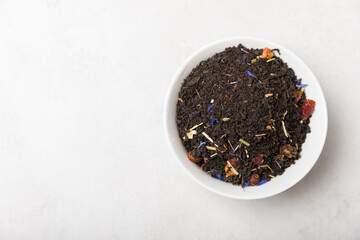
xmin=246 ymin=70 xmax=257 ymax=78
xmin=296 ymin=84 xmax=308 ymax=88
xmin=186 ymin=129 xmax=197 ymax=139
xmin=257 ymin=179 xmax=268 ymax=186
xmin=207 ymin=104 xmax=214 ymax=111
xmin=197 ymin=141 xmax=206 ymax=149
xmin=210 ymin=118 xmax=218 ymax=126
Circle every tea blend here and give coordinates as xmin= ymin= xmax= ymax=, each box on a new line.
xmin=176 ymin=44 xmax=316 ymax=187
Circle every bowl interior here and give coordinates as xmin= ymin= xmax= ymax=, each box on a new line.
xmin=164 ymin=37 xmax=327 ymax=199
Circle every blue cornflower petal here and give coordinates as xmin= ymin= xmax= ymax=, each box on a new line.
xmin=244 ymin=181 xmax=249 ymax=186
xmin=246 ymin=70 xmax=258 ymax=78
xmin=197 ymin=141 xmax=206 ymax=149
xmin=207 ymin=104 xmax=214 ymax=112
xmin=239 ymin=156 xmax=245 ymax=162
xmin=210 ymin=118 xmax=218 ymax=126
xmin=257 ymin=179 xmax=268 ymax=186
xmin=296 ymin=84 xmax=308 ymax=88
xmin=217 ymin=174 xmax=223 ymax=180
xmin=295 ymin=78 xmax=302 ymax=83
xmin=295 ymin=110 xmax=299 ymax=115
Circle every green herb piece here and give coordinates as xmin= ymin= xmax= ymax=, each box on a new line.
xmin=239 ymin=138 xmax=250 ymax=147
xmin=260 ymin=164 xmax=274 ymax=173
xmin=255 ymin=133 xmax=266 ymax=137
xmin=283 ymin=111 xmax=288 ymax=120
xmin=196 ymin=89 xmax=201 ymax=99
xmin=227 ymin=140 xmax=234 ymax=150
xmin=206 ymin=146 xmax=216 ymax=151
xmin=190 ymin=122 xmax=203 ymax=130
xmin=201 ymin=132 xmax=213 ymax=143
xmin=282 ymin=121 xmax=290 ymax=138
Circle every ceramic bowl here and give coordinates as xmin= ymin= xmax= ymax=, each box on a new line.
xmin=164 ymin=37 xmax=328 ymax=199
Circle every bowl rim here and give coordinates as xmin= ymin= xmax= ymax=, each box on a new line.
xmin=164 ymin=36 xmax=328 ymax=200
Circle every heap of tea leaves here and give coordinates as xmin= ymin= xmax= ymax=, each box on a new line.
xmin=176 ymin=44 xmax=315 ymax=187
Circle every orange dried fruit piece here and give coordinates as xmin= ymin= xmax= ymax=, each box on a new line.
xmin=280 ymin=144 xmax=298 ymax=158
xmin=224 ymin=157 xmax=240 ymax=177
xmin=187 ymin=150 xmax=202 ymax=163
xmin=261 ymin=47 xmax=274 ymax=59
xmin=294 ymin=90 xmax=303 ymax=103
xmin=215 ymin=144 xmax=228 ymax=153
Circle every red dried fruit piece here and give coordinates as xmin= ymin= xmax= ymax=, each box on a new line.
xmin=261 ymin=47 xmax=274 ymax=59
xmin=250 ymin=173 xmax=261 ymax=186
xmin=294 ymin=90 xmax=303 ymax=103
xmin=301 ymin=99 xmax=316 ymax=120
xmin=229 ymin=157 xmax=240 ymax=168
xmin=187 ymin=150 xmax=202 ymax=163
xmin=252 ymin=154 xmax=265 ymax=165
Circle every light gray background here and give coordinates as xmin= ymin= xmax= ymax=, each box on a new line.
xmin=0 ymin=0 xmax=359 ymax=239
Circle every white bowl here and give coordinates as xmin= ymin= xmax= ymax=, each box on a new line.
xmin=164 ymin=37 xmax=328 ymax=200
